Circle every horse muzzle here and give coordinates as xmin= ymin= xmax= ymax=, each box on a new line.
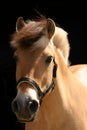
xmin=11 ymin=86 xmax=40 ymax=122
xmin=11 ymin=77 xmax=55 ymax=122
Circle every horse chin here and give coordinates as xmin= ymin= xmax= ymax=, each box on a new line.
xmin=17 ymin=114 xmax=36 ymax=123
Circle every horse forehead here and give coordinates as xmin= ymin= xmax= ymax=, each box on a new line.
xmin=27 ymin=38 xmax=54 ymax=56
xmin=34 ymin=35 xmax=50 ymax=49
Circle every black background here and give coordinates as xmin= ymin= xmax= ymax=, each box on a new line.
xmin=0 ymin=1 xmax=87 ymax=130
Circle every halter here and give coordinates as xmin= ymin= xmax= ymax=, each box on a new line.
xmin=16 ymin=59 xmax=57 ymax=104
xmin=16 ymin=77 xmax=54 ymax=104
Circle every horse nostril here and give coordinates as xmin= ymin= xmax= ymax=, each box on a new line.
xmin=29 ymin=100 xmax=39 ymax=113
xmin=12 ymin=99 xmax=19 ymax=113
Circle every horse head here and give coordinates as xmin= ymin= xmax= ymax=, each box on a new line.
xmin=11 ymin=16 xmax=59 ymax=122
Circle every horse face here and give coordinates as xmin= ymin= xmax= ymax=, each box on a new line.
xmin=11 ymin=16 xmax=57 ymax=122
xmin=11 ymin=40 xmax=56 ymax=122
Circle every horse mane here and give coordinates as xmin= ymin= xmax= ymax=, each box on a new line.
xmin=10 ymin=16 xmax=49 ymax=49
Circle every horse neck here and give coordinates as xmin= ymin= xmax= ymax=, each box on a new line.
xmin=54 ymin=49 xmax=87 ymax=129
xmin=55 ymin=49 xmax=87 ymax=104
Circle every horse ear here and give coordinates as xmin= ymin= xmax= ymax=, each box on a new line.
xmin=16 ymin=17 xmax=26 ymax=32
xmin=47 ymin=18 xmax=55 ymax=38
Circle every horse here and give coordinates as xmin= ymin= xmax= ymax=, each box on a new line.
xmin=11 ymin=16 xmax=87 ymax=130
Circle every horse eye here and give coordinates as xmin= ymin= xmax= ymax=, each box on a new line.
xmin=45 ymin=56 xmax=53 ymax=64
